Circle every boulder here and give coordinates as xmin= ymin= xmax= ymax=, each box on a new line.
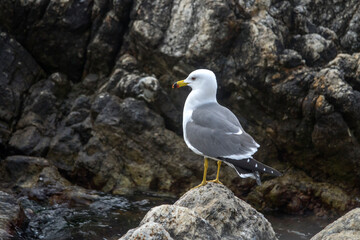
xmin=311 ymin=208 xmax=360 ymax=240
xmin=175 ymin=183 xmax=277 ymax=240
xmin=120 ymin=183 xmax=277 ymax=240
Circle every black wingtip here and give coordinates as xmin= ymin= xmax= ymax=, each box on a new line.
xmin=221 ymin=157 xmax=282 ymax=179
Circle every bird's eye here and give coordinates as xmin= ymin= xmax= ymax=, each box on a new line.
xmin=191 ymin=77 xmax=196 ymax=81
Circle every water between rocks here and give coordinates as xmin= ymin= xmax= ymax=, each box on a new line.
xmin=14 ymin=191 xmax=334 ymax=240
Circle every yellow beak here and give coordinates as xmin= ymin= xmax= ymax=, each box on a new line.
xmin=172 ymin=80 xmax=188 ymax=88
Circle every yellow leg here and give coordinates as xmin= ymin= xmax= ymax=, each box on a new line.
xmin=209 ymin=160 xmax=223 ymax=184
xmin=191 ymin=158 xmax=209 ymax=190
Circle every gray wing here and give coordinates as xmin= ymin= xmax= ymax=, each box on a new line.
xmin=185 ymin=103 xmax=259 ymax=159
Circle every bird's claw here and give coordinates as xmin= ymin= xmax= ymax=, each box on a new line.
xmin=208 ymin=179 xmax=223 ymax=184
xmin=190 ymin=180 xmax=209 ymax=190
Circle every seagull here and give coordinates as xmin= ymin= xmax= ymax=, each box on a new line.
xmin=172 ymin=69 xmax=281 ymax=188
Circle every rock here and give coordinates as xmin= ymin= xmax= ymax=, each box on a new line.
xmin=292 ymin=33 xmax=337 ymax=66
xmin=0 ymin=0 xmax=132 ymax=81
xmin=120 ymin=183 xmax=277 ymax=240
xmin=175 ymin=183 xmax=278 ymax=240
xmin=45 ymin=90 xmax=202 ymax=194
xmin=0 ymin=191 xmax=25 ymax=239
xmin=140 ymin=205 xmax=220 ymax=240
xmin=8 ymin=73 xmax=70 ymax=156
xmin=84 ymin=0 xmax=132 ymax=76
xmin=0 ymin=0 xmax=360 ymax=217
xmin=0 ymin=155 xmax=49 ymax=189
xmin=106 ymin=54 xmax=182 ymax=131
xmin=125 ymin=1 xmax=360 ymax=202
xmin=279 ymin=49 xmax=305 ymax=68
xmin=246 ymin=169 xmax=354 ymax=215
xmin=0 ymin=154 xmax=115 ymax=207
xmin=0 ymin=30 xmax=43 ymax=146
xmin=120 ymin=222 xmax=174 ymax=240
xmin=22 ymin=0 xmax=93 ymax=81
xmin=311 ymin=208 xmax=360 ymax=240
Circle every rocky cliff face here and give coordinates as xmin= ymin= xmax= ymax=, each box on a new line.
xmin=1 ymin=0 xmax=360 ymax=223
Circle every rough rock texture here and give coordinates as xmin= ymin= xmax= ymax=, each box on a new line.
xmin=246 ymin=169 xmax=357 ymax=216
xmin=120 ymin=222 xmax=174 ymax=240
xmin=0 ymin=0 xmax=132 ymax=80
xmin=0 ymin=30 xmax=43 ymax=148
xmin=126 ymin=0 xmax=360 ymax=200
xmin=0 ymin=191 xmax=24 ymax=239
xmin=175 ymin=183 xmax=277 ymax=240
xmin=311 ymin=208 xmax=360 ymax=240
xmin=139 ymin=205 xmax=221 ymax=240
xmin=120 ymin=183 xmax=277 ymax=240
xmin=0 ymin=0 xmax=360 ymax=217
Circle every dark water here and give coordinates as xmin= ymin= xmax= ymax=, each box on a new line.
xmin=265 ymin=213 xmax=335 ymax=240
xmin=14 ymin=191 xmax=176 ymax=240
xmin=14 ymin=191 xmax=333 ymax=240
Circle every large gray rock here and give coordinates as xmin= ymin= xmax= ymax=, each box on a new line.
xmin=120 ymin=183 xmax=277 ymax=240
xmin=175 ymin=183 xmax=277 ymax=240
xmin=311 ymin=208 xmax=360 ymax=240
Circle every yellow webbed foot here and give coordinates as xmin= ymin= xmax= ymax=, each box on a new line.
xmin=208 ymin=179 xmax=223 ymax=184
xmin=190 ymin=180 xmax=209 ymax=190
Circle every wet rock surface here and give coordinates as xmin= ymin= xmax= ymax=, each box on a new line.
xmin=0 ymin=191 xmax=24 ymax=239
xmin=0 ymin=2 xmax=360 ymax=239
xmin=310 ymin=208 xmax=360 ymax=240
xmin=120 ymin=183 xmax=277 ymax=240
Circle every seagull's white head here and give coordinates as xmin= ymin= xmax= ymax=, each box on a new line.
xmin=172 ymin=69 xmax=218 ymax=94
